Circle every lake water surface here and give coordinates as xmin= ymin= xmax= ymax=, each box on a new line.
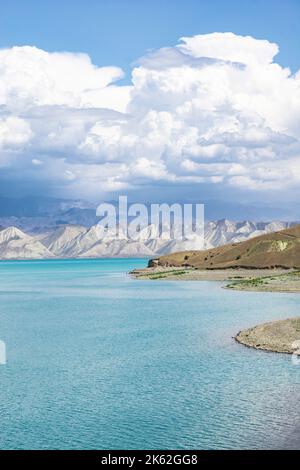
xmin=0 ymin=258 xmax=299 ymax=449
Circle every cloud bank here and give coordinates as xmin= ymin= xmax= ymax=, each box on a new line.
xmin=1 ymin=33 xmax=300 ymax=202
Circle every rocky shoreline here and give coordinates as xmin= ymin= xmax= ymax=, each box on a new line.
xmin=235 ymin=318 xmax=300 ymax=355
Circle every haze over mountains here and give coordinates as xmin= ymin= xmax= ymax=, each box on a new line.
xmin=0 ymin=196 xmax=298 ymax=235
xmin=0 ymin=219 xmax=297 ymax=260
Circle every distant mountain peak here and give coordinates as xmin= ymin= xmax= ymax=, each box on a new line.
xmin=0 ymin=226 xmax=28 ymax=243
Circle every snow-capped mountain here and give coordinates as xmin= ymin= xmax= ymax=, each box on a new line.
xmin=204 ymin=220 xmax=292 ymax=247
xmin=42 ymin=225 xmax=87 ymax=256
xmin=0 ymin=220 xmax=297 ymax=259
xmin=0 ymin=227 xmax=53 ymax=259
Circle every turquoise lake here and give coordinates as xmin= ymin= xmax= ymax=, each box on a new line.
xmin=0 ymin=258 xmax=299 ymax=449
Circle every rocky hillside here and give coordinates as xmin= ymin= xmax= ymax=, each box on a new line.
xmin=150 ymin=225 xmax=300 ymax=270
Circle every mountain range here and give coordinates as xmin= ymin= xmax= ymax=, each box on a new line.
xmin=0 ymin=220 xmax=297 ymax=260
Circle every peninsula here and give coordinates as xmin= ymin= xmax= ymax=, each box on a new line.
xmin=235 ymin=318 xmax=300 ymax=354
xmin=132 ymin=224 xmax=300 ymax=291
xmin=132 ymin=224 xmax=300 ymax=355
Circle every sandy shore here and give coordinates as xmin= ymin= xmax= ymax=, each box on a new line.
xmin=130 ymin=266 xmax=292 ymax=282
xmin=235 ymin=318 xmax=300 ymax=354
xmin=131 ymin=266 xmax=300 ymax=292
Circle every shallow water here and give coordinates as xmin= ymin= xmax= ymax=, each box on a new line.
xmin=0 ymin=258 xmax=299 ymax=449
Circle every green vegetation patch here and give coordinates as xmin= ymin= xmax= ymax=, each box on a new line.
xmin=147 ymin=269 xmax=192 ymax=280
xmin=227 ymin=275 xmax=269 ymax=289
xmin=227 ymin=269 xmax=300 ymax=290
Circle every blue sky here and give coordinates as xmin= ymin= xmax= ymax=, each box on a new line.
xmin=0 ymin=0 xmax=300 ymax=219
xmin=1 ymin=0 xmax=299 ymax=80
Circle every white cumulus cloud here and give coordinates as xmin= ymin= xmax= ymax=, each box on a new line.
xmin=0 ymin=33 xmax=300 ymax=201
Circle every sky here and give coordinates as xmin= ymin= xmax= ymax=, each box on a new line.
xmin=1 ymin=0 xmax=300 ymax=77
xmin=0 ymin=0 xmax=300 ymax=218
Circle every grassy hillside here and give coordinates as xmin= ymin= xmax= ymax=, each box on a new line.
xmin=150 ymin=225 xmax=300 ymax=270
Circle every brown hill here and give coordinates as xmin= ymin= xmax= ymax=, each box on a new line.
xmin=149 ymin=225 xmax=300 ymax=270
